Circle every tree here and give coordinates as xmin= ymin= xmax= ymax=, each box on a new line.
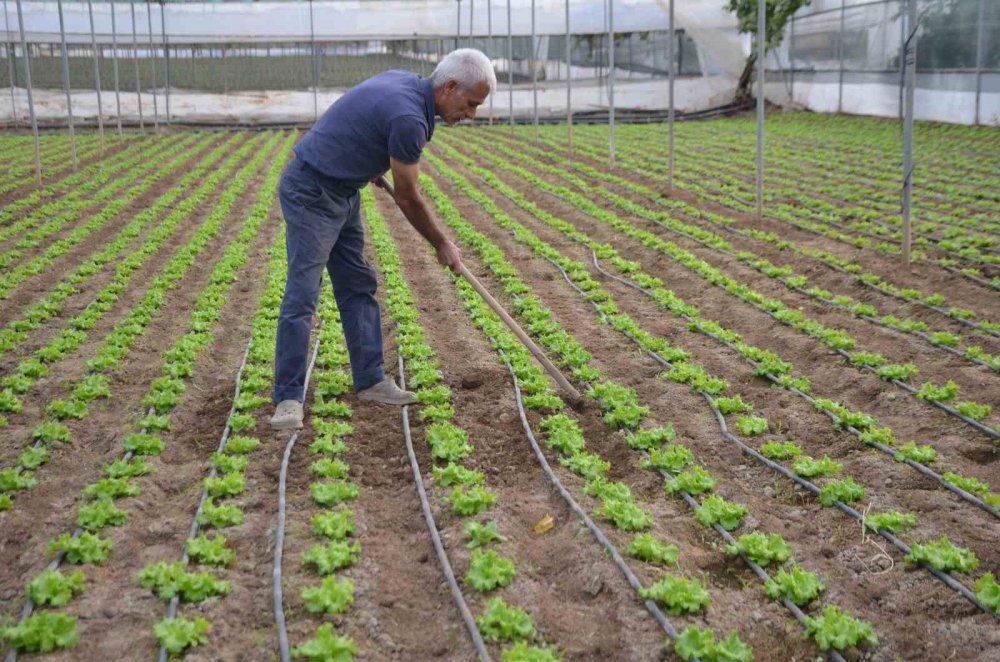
xmin=725 ymin=0 xmax=812 ymax=99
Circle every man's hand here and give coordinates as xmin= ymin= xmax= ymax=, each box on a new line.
xmin=370 ymin=175 xmax=391 ymax=193
xmin=436 ymin=239 xmax=463 ymax=272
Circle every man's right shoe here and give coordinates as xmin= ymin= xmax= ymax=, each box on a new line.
xmin=270 ymin=399 xmax=304 ymax=430
xmin=357 ymin=377 xmax=418 ymax=406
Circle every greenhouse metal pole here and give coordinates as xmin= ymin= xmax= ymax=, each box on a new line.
xmin=788 ymin=15 xmax=794 ymax=102
xmin=457 ymin=0 xmax=462 ymax=50
xmin=507 ymin=0 xmax=512 ymax=132
xmin=57 ymin=0 xmax=78 ymax=170
xmin=160 ymin=1 xmax=169 ymax=125
xmin=667 ymin=0 xmax=674 ymax=188
xmin=131 ymin=0 xmax=143 ymax=133
xmin=837 ymin=0 xmax=844 ymax=114
xmin=531 ymin=0 xmax=538 ymax=143
xmin=755 ymin=0 xmax=764 ymax=219
xmin=487 ymin=0 xmax=493 ymax=124
xmin=146 ymin=0 xmax=158 ymax=130
xmin=111 ymin=0 xmax=123 ymax=140
xmin=470 ymin=0 xmax=474 ymax=48
xmin=565 ymin=0 xmax=572 ymax=151
xmin=14 ymin=0 xmax=40 ymax=184
xmin=974 ymin=0 xmax=984 ymax=125
xmin=87 ymin=0 xmax=106 ymax=152
xmin=901 ymin=0 xmax=916 ymax=269
xmin=608 ymin=0 xmax=614 ymax=165
xmin=4 ymin=0 xmax=18 ymax=124
xmin=309 ymin=0 xmax=317 ymax=121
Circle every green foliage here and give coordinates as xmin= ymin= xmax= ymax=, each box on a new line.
xmin=122 ymin=432 xmax=165 ymax=456
xmin=713 ymin=395 xmax=754 ymax=415
xmin=639 ymin=575 xmax=711 ymax=615
xmin=974 ymin=573 xmax=1000 ymax=614
xmin=197 ymin=500 xmax=244 ymax=528
xmin=734 ymin=415 xmax=768 ymax=436
xmin=500 ymin=642 xmax=561 ymax=662
xmin=211 ymin=452 xmax=249 ymax=475
xmin=224 ymin=434 xmax=261 ymax=454
xmin=103 ymin=457 xmax=153 ymax=478
xmin=905 ymin=536 xmax=979 ymax=574
xmin=955 ymin=401 xmax=992 ymax=422
xmin=875 ymin=363 xmax=919 ymax=382
xmin=291 ymin=624 xmax=356 ymax=661
xmin=186 ymin=534 xmax=234 ymax=566
xmin=942 ymin=472 xmax=989 ymax=496
xmin=204 ymin=472 xmax=245 ymax=498
xmin=916 ymin=380 xmax=960 ymax=403
xmin=303 ymin=541 xmax=361 ymax=575
xmin=664 ymin=465 xmax=716 ymax=496
xmin=792 ymin=455 xmax=842 ymax=478
xmin=464 ymin=520 xmax=507 ymax=548
xmin=477 ymin=597 xmax=536 ymax=642
xmin=27 ymin=569 xmax=86 ymax=607
xmin=432 ymin=462 xmax=484 ymax=487
xmin=138 ymin=561 xmax=231 ymax=602
xmin=49 ymin=532 xmax=113 ymax=564
xmin=301 ymin=576 xmax=355 ymax=614
xmin=818 ymin=477 xmax=866 ymax=506
xmin=760 ymin=440 xmax=801 ymax=460
xmin=32 ymin=421 xmax=71 ymax=444
xmin=153 ymin=616 xmax=211 ymax=655
xmin=539 ymin=414 xmax=585 ymax=455
xmin=84 ymin=477 xmax=140 ymax=501
xmin=311 ymin=458 xmax=350 ymax=480
xmin=674 ymin=627 xmax=753 ymax=662
xmin=694 ymin=494 xmax=748 ymax=530
xmin=77 ymin=499 xmax=127 ymax=530
xmin=425 ymin=422 xmax=473 ymax=461
xmin=311 ymin=481 xmax=359 ymax=507
xmin=312 ymin=508 xmax=355 ymax=541
xmin=643 ymin=444 xmax=695 ymax=473
xmin=804 ymin=605 xmax=878 ymax=652
xmin=626 ymin=424 xmax=676 ymax=451
xmin=0 ymin=612 xmax=79 ymax=653
xmin=726 ymin=531 xmax=792 ymax=567
xmin=864 ymin=510 xmax=917 ymax=534
xmin=763 ymin=566 xmax=825 ymax=606
xmin=627 ymin=533 xmax=679 ymax=566
xmin=465 ymin=549 xmax=517 ymax=591
xmin=449 ymin=484 xmax=497 ymax=515
xmin=559 ymin=451 xmax=610 ymax=479
xmin=594 ymin=497 xmax=653 ymax=531
xmin=893 ymin=441 xmax=938 ymax=464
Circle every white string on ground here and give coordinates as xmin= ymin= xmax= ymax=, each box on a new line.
xmin=273 ymin=329 xmax=324 ymax=662
xmin=398 ymin=352 xmax=493 ymax=662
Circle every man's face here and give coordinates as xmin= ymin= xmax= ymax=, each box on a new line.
xmin=436 ymin=80 xmax=491 ymax=126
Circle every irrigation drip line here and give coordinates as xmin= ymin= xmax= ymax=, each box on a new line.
xmin=582 ymin=254 xmax=998 ymax=618
xmin=3 ymin=405 xmax=156 ymax=662
xmin=156 ymin=340 xmax=252 ymax=662
xmin=397 ymin=353 xmax=493 ymax=662
xmin=273 ymin=329 xmax=323 ymax=662
xmin=544 ymin=258 xmax=849 ymax=661
xmin=527 ymin=183 xmax=999 ymax=438
xmin=498 ymin=349 xmax=685 ymax=647
xmin=532 ymin=179 xmax=998 ymax=375
xmin=590 ymin=251 xmax=1000 ymax=522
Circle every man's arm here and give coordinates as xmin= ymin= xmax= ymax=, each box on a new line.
xmin=385 ymin=157 xmax=462 ymax=271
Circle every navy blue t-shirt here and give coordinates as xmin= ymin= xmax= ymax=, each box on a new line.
xmin=293 ymin=70 xmax=436 ymax=189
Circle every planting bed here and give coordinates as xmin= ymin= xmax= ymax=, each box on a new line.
xmin=0 ymin=113 xmax=997 ymax=661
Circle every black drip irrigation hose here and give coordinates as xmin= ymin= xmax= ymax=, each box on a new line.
xmin=3 ymin=405 xmax=157 ymax=662
xmin=540 ymin=259 xmax=848 ymax=660
xmin=273 ymin=330 xmax=324 ymax=662
xmin=397 ymin=354 xmax=493 ymax=662
xmin=583 ymin=253 xmax=998 ymax=618
xmin=155 ymin=340 xmax=252 ymax=662
xmin=589 ymin=251 xmax=1000 ymax=522
xmin=531 ymin=183 xmax=998 ymax=440
xmin=497 ymin=349 xmax=687 ymax=651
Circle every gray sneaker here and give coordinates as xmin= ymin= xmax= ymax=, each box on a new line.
xmin=357 ymin=377 xmax=418 ymax=406
xmin=270 ymin=399 xmax=303 ymax=430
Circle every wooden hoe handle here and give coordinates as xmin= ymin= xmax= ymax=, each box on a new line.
xmin=374 ymin=177 xmax=583 ymax=404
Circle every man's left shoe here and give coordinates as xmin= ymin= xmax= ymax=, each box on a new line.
xmin=270 ymin=400 xmax=304 ymax=430
xmin=357 ymin=377 xmax=418 ymax=406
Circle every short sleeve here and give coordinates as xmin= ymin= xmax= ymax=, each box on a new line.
xmin=388 ymin=115 xmax=429 ymax=164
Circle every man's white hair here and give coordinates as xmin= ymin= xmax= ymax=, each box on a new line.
xmin=430 ymin=49 xmax=497 ymax=93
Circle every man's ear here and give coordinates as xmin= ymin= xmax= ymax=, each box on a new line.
xmin=445 ymin=79 xmax=459 ymax=95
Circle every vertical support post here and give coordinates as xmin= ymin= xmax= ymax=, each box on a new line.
xmin=57 ymin=0 xmax=78 ymax=170
xmin=488 ymin=0 xmax=493 ymax=125
xmin=667 ymin=0 xmax=674 ymax=188
xmin=309 ymin=0 xmax=318 ymax=121
xmin=15 ymin=0 xmax=40 ymax=184
xmin=111 ymin=0 xmax=123 ymax=139
xmin=565 ymin=0 xmax=571 ymax=151
xmin=507 ymin=0 xmax=513 ymax=132
xmin=897 ymin=2 xmax=904 ymax=122
xmin=146 ymin=0 xmax=158 ymax=130
xmin=160 ymin=1 xmax=169 ymax=125
xmin=608 ymin=0 xmax=614 ymax=165
xmin=131 ymin=0 xmax=143 ymax=132
xmin=901 ymin=0 xmax=916 ymax=269
xmin=974 ymin=0 xmax=985 ymax=125
xmin=87 ymin=0 xmax=105 ymax=151
xmin=755 ymin=0 xmax=764 ymax=219
xmin=837 ymin=0 xmax=844 ymax=114
xmin=5 ymin=0 xmax=18 ymax=123
xmin=457 ymin=0 xmax=462 ymax=51
xmin=470 ymin=0 xmax=474 ymax=49
xmin=531 ymin=0 xmax=538 ymax=142
xmin=789 ymin=14 xmax=795 ymax=103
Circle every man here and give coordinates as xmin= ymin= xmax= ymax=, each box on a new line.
xmin=270 ymin=49 xmax=495 ymax=430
